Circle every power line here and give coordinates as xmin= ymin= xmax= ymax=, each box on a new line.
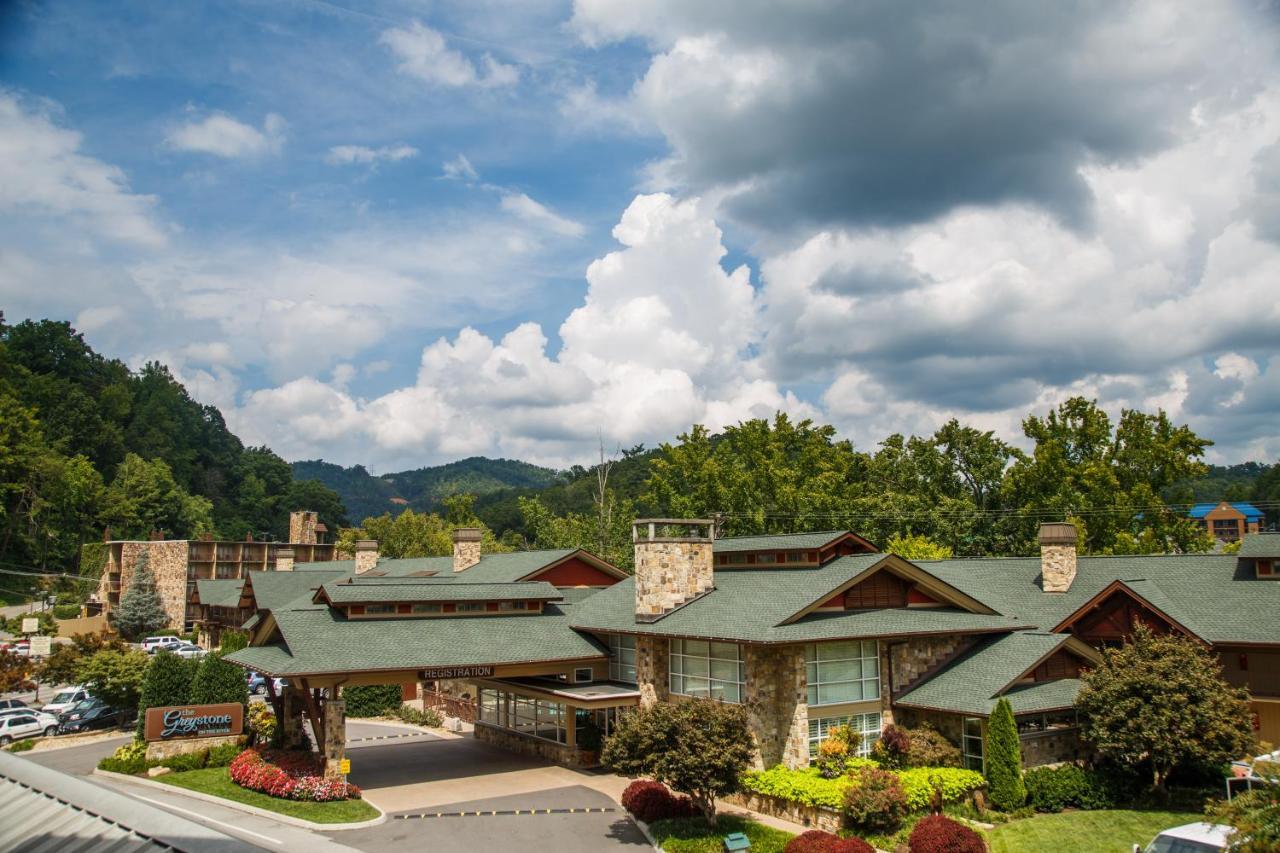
xmin=718 ymin=501 xmax=1280 ymax=523
xmin=0 ymin=565 xmax=99 ymax=583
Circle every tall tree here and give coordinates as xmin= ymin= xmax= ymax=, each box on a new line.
xmin=100 ymin=453 xmax=213 ymax=540
xmin=984 ymin=697 xmax=1025 ymax=810
xmin=1077 ymin=623 xmax=1255 ymax=790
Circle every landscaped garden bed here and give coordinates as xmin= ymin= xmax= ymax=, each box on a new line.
xmin=228 ymin=747 xmax=361 ymax=802
xmin=648 ymin=814 xmax=797 ymax=853
xmin=158 ymin=766 xmax=380 ymax=824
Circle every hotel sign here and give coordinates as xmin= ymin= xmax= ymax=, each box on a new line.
xmin=420 ymin=665 xmax=494 ymax=679
xmin=144 ymin=703 xmax=244 ymax=742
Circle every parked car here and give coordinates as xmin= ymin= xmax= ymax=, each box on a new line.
xmin=246 ymin=672 xmax=286 ymax=695
xmin=57 ymin=700 xmax=127 ymax=734
xmin=170 ymin=642 xmax=207 ymax=659
xmin=0 ymin=711 xmax=59 ymax=744
xmin=142 ymin=636 xmax=183 ymax=654
xmin=0 ymin=699 xmax=28 ymax=711
xmin=40 ymin=686 xmax=90 ymax=716
xmin=1136 ymin=822 xmax=1236 ymax=853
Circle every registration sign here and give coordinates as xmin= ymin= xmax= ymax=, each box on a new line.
xmin=420 ymin=665 xmax=494 ymax=679
xmin=144 ymin=703 xmax=244 ymax=742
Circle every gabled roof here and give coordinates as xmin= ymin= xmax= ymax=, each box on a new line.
xmin=569 ymin=554 xmax=1026 ymax=643
xmin=1238 ymin=533 xmax=1280 ymax=558
xmin=895 ymin=632 xmax=1098 ymax=717
xmin=192 ymin=579 xmax=245 ymax=609
xmin=315 ymin=580 xmax=561 ymax=605
xmin=921 ymin=553 xmax=1280 ymax=646
xmin=226 ymin=601 xmax=607 ymax=677
xmin=1188 ymin=502 xmax=1265 ymax=520
xmin=713 ymin=530 xmax=876 ymax=553
xmin=241 ymin=569 xmax=346 ymax=612
xmin=349 ymin=548 xmax=627 ymax=583
xmin=1050 ymin=578 xmax=1208 ymax=641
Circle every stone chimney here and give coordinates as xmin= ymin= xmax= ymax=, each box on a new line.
xmin=452 ymin=528 xmax=482 ymax=572
xmin=289 ymin=510 xmax=318 ymax=545
xmin=633 ymin=519 xmax=715 ymax=622
xmin=1040 ymin=522 xmax=1078 ymax=593
xmin=355 ymin=540 xmax=380 ymax=574
xmin=276 ymin=547 xmax=295 ymax=572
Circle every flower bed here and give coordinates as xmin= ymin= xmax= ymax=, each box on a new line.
xmin=740 ymin=764 xmax=986 ymax=814
xmin=228 ymin=748 xmax=360 ymax=802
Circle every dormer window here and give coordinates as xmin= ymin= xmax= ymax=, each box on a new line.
xmin=457 ymin=602 xmax=485 ymax=613
xmin=365 ymin=604 xmax=395 ymax=614
xmin=412 ymin=603 xmax=442 ymax=614
xmin=498 ymin=601 xmax=528 ymax=611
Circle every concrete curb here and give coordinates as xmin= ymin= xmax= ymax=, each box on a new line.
xmin=93 ymin=768 xmax=388 ymax=831
xmin=631 ymin=817 xmax=664 ymax=852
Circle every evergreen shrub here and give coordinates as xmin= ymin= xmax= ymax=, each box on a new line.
xmin=620 ymin=780 xmax=699 ymax=823
xmin=984 ymin=698 xmax=1025 ymax=811
xmin=135 ymin=651 xmax=196 ymax=738
xmin=343 ymin=684 xmax=403 ymax=717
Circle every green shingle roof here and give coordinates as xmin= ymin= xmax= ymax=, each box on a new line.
xmin=246 ymin=570 xmax=347 ymax=611
xmin=1238 ymin=533 xmax=1280 ymax=559
xmin=895 ymin=632 xmax=1079 ymax=716
xmin=336 ymin=549 xmax=584 ymax=581
xmin=194 ymin=579 xmax=245 ymax=608
xmin=921 ymin=553 xmax=1280 ymax=645
xmin=226 ymin=602 xmax=607 ymax=677
xmin=318 ymin=580 xmax=560 ymax=604
xmin=569 ymin=555 xmax=1025 ymax=643
xmin=713 ymin=531 xmax=851 ymax=554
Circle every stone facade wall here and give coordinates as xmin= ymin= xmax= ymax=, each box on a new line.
xmin=145 ymin=734 xmax=245 ymax=762
xmin=113 ymin=541 xmax=192 ymax=630
xmin=635 ymin=635 xmax=669 ymax=707
xmin=289 ymin=511 xmax=318 ymax=545
xmin=1041 ymin=543 xmax=1077 ymax=593
xmin=634 ymin=540 xmax=713 ymax=618
xmin=726 ymin=792 xmax=842 ymax=833
xmin=1020 ymin=729 xmax=1084 ymax=767
xmin=888 ymin=635 xmax=970 ymax=694
xmin=474 ymin=722 xmax=594 ymax=767
xmin=744 ymin=644 xmax=809 ymax=770
xmin=322 ymin=698 xmax=346 ymax=778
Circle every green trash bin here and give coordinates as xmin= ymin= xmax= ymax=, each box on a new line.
xmin=723 ymin=831 xmax=751 ymax=851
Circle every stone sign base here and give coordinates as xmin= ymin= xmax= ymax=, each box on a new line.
xmin=145 ymin=734 xmax=246 ymax=763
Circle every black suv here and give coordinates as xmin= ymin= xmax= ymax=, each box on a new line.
xmin=56 ymin=699 xmax=127 ymax=734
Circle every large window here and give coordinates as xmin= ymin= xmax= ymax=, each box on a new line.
xmin=962 ymin=717 xmax=984 ymax=772
xmin=669 ymin=639 xmax=744 ymax=703
xmin=805 ymin=641 xmax=879 ymax=706
xmin=477 ymin=687 xmax=568 ymax=744
xmin=808 ymin=712 xmax=881 ymax=757
xmin=608 ymin=635 xmax=637 ymax=684
xmin=1016 ymin=710 xmax=1078 ymax=735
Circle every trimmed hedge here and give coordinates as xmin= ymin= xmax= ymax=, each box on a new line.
xmin=1023 ymin=764 xmax=1118 ymax=812
xmin=621 ymin=780 xmax=700 ymax=823
xmin=784 ymin=830 xmax=874 ymax=853
xmin=907 ymin=815 xmax=984 ymax=853
xmin=896 ymin=768 xmax=986 ymax=812
xmin=740 ymin=764 xmax=986 ymax=814
xmin=342 ymin=684 xmax=403 ymax=717
xmin=99 ymin=740 xmax=148 ymax=775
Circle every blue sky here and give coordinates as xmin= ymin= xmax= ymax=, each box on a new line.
xmin=3 ymin=1 xmax=1279 ymax=471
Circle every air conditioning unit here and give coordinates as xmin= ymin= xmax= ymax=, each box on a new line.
xmin=447 ymin=717 xmax=464 ymax=733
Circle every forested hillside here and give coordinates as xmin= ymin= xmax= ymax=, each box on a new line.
xmin=291 ymin=457 xmax=558 ymax=523
xmin=0 ymin=319 xmax=347 ymax=592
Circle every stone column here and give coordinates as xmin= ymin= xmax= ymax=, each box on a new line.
xmin=635 ymin=635 xmax=669 ymax=708
xmin=323 ymin=698 xmax=346 ymax=779
xmin=279 ymin=683 xmax=306 ymax=750
xmin=744 ymin=644 xmax=809 ymax=770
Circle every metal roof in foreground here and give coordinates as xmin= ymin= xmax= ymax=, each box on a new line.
xmin=0 ymin=751 xmax=249 ymax=853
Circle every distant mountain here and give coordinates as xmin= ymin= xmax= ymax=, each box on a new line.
xmin=291 ymin=457 xmax=561 ymax=523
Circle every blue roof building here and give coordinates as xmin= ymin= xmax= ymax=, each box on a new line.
xmin=1187 ymin=501 xmax=1265 ymax=541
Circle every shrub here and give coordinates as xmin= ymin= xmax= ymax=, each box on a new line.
xmin=908 ymin=815 xmax=984 ymax=852
xmin=984 ymin=698 xmax=1025 ymax=811
xmin=52 ymin=603 xmax=81 ymax=619
xmin=742 ymin=765 xmax=850 ymax=810
xmin=189 ymin=649 xmax=249 ymax=708
xmin=247 ymin=702 xmax=277 ymax=744
xmin=6 ymin=738 xmax=36 ymax=753
xmin=814 ymin=724 xmax=863 ymax=779
xmin=1023 ymin=764 xmax=1116 ymax=812
xmin=342 ymin=684 xmax=403 ymax=717
xmin=785 ymin=829 xmax=875 ymax=853
xmin=396 ymin=704 xmax=442 ymax=727
xmin=135 ymin=650 xmax=196 ymax=738
xmin=897 ymin=768 xmax=986 ymax=812
xmin=205 ymin=742 xmax=244 ymax=767
xmin=872 ymin=724 xmax=911 ymax=769
xmin=157 ymin=750 xmax=208 ymax=772
xmin=620 ymin=780 xmax=699 ymax=823
xmin=228 ymin=748 xmax=361 ymax=801
xmin=843 ymin=766 xmax=907 ymax=833
xmin=98 ymin=740 xmax=148 ymax=775
xmin=903 ymin=725 xmax=962 ymax=769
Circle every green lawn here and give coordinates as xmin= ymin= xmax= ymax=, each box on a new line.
xmin=986 ymin=809 xmax=1203 ymax=853
xmin=648 ymin=814 xmax=796 ymax=853
xmin=156 ymin=767 xmax=380 ymax=824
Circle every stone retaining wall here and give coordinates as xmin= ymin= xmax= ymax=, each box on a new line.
xmin=473 ymin=722 xmax=594 ymax=767
xmin=145 ymin=733 xmax=245 ymax=762
xmin=726 ymin=791 xmax=842 ymax=833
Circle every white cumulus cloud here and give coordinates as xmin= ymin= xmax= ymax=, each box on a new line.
xmin=167 ymin=111 xmax=286 ymax=158
xmin=380 ymin=21 xmax=518 ymax=89
xmin=325 ymin=144 xmax=418 ymax=165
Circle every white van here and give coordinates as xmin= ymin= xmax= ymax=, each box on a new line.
xmin=1136 ymin=822 xmax=1235 ymax=853
xmin=142 ymin=636 xmax=182 ymax=654
xmin=41 ymin=686 xmax=90 ymax=716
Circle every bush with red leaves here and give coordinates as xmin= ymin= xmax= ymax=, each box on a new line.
xmin=784 ymin=829 xmax=876 ymax=853
xmin=228 ymin=748 xmax=361 ymax=802
xmin=620 ymin=779 xmax=699 ymax=823
xmin=907 ymin=815 xmax=985 ymax=853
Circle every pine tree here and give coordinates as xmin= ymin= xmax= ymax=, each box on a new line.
xmin=984 ymin=697 xmax=1026 ymax=811
xmin=114 ymin=551 xmax=168 ymax=640
xmin=135 ymin=650 xmax=195 ymax=737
